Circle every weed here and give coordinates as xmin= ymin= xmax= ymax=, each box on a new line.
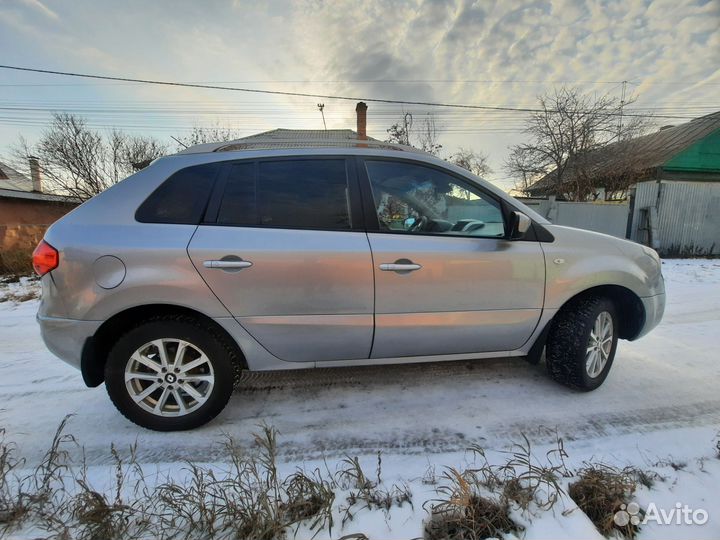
xmin=65 ymin=444 xmax=153 ymax=540
xmin=0 ymin=248 xmax=33 ymax=278
xmin=653 ymin=457 xmax=687 ymax=471
xmin=627 ymin=467 xmax=660 ymax=490
xmin=496 ymin=433 xmax=566 ymax=510
xmin=0 ymin=428 xmax=28 ymax=529
xmin=153 ymin=425 xmax=336 ymax=540
xmin=424 ymin=468 xmax=518 ymax=540
xmin=338 ymin=453 xmax=412 ymax=526
xmin=568 ymin=464 xmax=640 ymax=539
xmin=422 ymin=464 xmax=438 ymax=486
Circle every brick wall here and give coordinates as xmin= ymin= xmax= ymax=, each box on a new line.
xmin=0 ymin=197 xmax=77 ymax=251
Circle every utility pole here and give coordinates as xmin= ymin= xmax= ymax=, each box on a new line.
xmin=317 ymin=103 xmax=327 ymax=130
xmin=617 ymin=80 xmax=627 ymax=140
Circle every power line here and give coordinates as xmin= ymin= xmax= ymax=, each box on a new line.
xmin=0 ymin=64 xmax=703 ymax=120
xmin=1 ymin=79 xmax=719 ymax=86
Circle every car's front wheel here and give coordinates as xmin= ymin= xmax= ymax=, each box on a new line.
xmin=105 ymin=317 xmax=240 ymax=431
xmin=545 ymin=296 xmax=619 ymax=391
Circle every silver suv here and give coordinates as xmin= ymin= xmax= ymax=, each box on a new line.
xmin=35 ymin=139 xmax=665 ymax=431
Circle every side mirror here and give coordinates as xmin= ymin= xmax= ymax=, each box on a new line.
xmin=403 ymin=217 xmax=416 ymax=230
xmin=508 ymin=211 xmax=531 ymax=240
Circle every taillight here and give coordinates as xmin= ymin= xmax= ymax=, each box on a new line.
xmin=32 ymin=240 xmax=59 ymax=276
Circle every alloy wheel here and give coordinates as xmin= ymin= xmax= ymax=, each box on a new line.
xmin=585 ymin=311 xmax=614 ymax=378
xmin=124 ymin=339 xmax=215 ymax=417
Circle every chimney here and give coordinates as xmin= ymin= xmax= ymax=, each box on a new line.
xmin=29 ymin=156 xmax=42 ymax=193
xmin=355 ymin=102 xmax=368 ymax=140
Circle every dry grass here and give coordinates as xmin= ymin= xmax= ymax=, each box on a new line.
xmin=0 ymin=248 xmax=33 ymax=278
xmin=152 ymin=425 xmax=336 ymax=540
xmin=424 ymin=468 xmax=517 ymax=540
xmin=0 ymin=275 xmax=40 ymax=303
xmin=0 ymin=428 xmax=28 ymax=527
xmin=0 ymin=421 xmax=336 ymax=540
xmin=423 ymin=434 xmax=572 ymax=540
xmin=568 ymin=464 xmax=640 ymax=539
xmin=0 ymin=289 xmax=40 ymax=303
xmin=1 ymin=420 xmax=665 ymax=540
xmin=338 ymin=453 xmax=412 ymax=526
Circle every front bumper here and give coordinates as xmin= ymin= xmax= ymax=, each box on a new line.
xmin=637 ymin=293 xmax=666 ymax=339
xmin=37 ymin=314 xmax=101 ymax=371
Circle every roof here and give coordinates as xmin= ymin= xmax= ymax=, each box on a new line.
xmin=0 ymin=161 xmax=33 ymax=192
xmin=0 ymin=160 xmax=76 ymax=203
xmin=527 ymin=111 xmax=720 ymax=194
xmin=0 ymin=187 xmax=78 ymax=203
xmin=175 ymin=128 xmax=425 ymax=155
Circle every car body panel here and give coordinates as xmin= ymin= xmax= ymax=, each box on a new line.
xmin=540 ymin=225 xmax=665 ymax=309
xmin=187 ymin=226 xmax=374 ymax=361
xmin=366 ymin=233 xmax=545 ymax=357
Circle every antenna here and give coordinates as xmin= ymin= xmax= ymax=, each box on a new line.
xmin=317 ymin=103 xmax=327 ymax=130
xmin=617 ymin=80 xmax=627 ymax=140
xmin=171 ymin=135 xmax=189 ymax=149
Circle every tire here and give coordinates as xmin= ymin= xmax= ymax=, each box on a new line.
xmin=545 ymin=296 xmax=619 ymax=391
xmin=105 ymin=316 xmax=241 ymax=431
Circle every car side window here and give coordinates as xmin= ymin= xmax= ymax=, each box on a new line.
xmin=364 ymin=160 xmax=505 ymax=237
xmin=136 ymin=162 xmax=221 ymax=224
xmin=217 ymin=162 xmax=256 ymax=225
xmin=218 ymin=159 xmax=352 ymax=230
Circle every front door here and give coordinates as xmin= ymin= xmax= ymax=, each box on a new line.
xmin=361 ymin=158 xmax=545 ymax=359
xmin=188 ymin=157 xmax=374 ymax=362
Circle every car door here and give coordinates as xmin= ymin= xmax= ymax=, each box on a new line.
xmin=360 ymin=158 xmax=545 ymax=359
xmin=188 ymin=156 xmax=374 ymax=362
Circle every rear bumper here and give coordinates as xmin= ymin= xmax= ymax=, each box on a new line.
xmin=37 ymin=314 xmax=101 ymax=371
xmin=637 ymin=293 xmax=666 ymax=339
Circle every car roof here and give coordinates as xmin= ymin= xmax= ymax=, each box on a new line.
xmin=174 ymin=137 xmax=431 ymax=156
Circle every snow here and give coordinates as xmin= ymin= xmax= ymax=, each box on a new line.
xmin=1 ymin=259 xmax=719 ymax=539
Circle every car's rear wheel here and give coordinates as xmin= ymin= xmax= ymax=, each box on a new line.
xmin=105 ymin=317 xmax=239 ymax=431
xmin=545 ymin=297 xmax=618 ymax=391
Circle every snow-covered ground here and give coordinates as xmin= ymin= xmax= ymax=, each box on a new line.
xmin=1 ymin=259 xmax=719 ymax=539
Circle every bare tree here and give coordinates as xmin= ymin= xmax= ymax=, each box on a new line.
xmin=173 ymin=125 xmax=241 ymax=150
xmin=450 ymin=147 xmax=492 ymax=177
xmin=505 ymin=87 xmax=652 ymax=201
xmin=385 ymin=112 xmax=413 ymax=146
xmin=13 ymin=113 xmax=166 ymax=201
xmin=416 ymin=114 xmax=443 ymax=156
xmin=385 ymin=112 xmax=443 ymax=155
xmin=506 ymin=146 xmax=545 ymax=195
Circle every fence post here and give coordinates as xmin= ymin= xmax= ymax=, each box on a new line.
xmin=625 ymin=187 xmax=636 ymax=239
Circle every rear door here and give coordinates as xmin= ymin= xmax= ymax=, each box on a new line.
xmin=359 ymin=158 xmax=546 ymax=359
xmin=188 ymin=156 xmax=374 ymax=362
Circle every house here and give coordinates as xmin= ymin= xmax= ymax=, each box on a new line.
xmin=526 ymin=111 xmax=720 ymax=200
xmin=193 ymin=102 xmax=380 ymax=151
xmin=0 ymin=158 xmax=78 ymax=267
xmin=525 ymin=111 xmax=720 ymax=256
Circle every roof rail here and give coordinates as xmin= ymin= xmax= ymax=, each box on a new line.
xmin=175 ymin=138 xmax=430 ymax=155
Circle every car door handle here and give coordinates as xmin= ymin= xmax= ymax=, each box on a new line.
xmin=379 ymin=263 xmax=422 ymax=272
xmin=203 ymin=260 xmax=253 ymax=269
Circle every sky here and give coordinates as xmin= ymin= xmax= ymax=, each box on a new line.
xmin=1 ymin=0 xmax=719 ymax=191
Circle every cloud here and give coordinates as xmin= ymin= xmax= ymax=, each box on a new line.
xmin=0 ymin=0 xmax=718 ymax=189
xmin=19 ymin=0 xmax=58 ymax=20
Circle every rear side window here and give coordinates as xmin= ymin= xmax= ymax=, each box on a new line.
xmin=217 ymin=162 xmax=256 ymax=225
xmin=136 ymin=162 xmax=220 ymax=224
xmin=217 ymin=159 xmax=351 ymax=230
